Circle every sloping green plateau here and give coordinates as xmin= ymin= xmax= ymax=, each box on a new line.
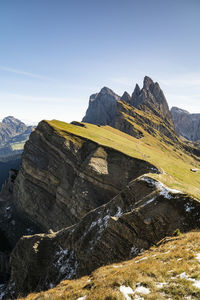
xmin=46 ymin=118 xmax=200 ymax=199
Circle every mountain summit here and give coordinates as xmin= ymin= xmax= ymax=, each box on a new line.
xmin=129 ymin=76 xmax=173 ymax=125
xmin=82 ymin=87 xmax=120 ymax=125
xmin=82 ymin=76 xmax=175 ymax=142
xmin=82 ymin=76 xmax=173 ymax=127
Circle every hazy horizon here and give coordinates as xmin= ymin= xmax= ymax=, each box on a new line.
xmin=0 ymin=0 xmax=200 ymax=124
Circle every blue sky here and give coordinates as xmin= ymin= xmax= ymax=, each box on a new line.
xmin=0 ymin=0 xmax=200 ymax=124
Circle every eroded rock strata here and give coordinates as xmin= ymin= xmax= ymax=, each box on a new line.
xmin=13 ymin=120 xmax=158 ymax=231
xmin=6 ymin=176 xmax=200 ymax=297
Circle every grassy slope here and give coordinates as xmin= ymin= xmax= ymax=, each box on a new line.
xmin=20 ymin=230 xmax=200 ymax=300
xmin=47 ymin=119 xmax=200 ymax=199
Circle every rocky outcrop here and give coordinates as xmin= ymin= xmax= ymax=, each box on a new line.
xmin=6 ymin=176 xmax=200 ymax=297
xmin=121 ymin=91 xmax=131 ymax=103
xmin=13 ymin=120 xmax=158 ymax=232
xmin=171 ymin=107 xmax=200 ymax=141
xmin=82 ymin=87 xmax=120 ymax=125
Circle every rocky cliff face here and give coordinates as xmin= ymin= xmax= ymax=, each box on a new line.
xmin=13 ymin=120 xmax=157 ymax=231
xmin=171 ymin=107 xmax=200 ymax=141
xmin=82 ymin=87 xmax=120 ymax=125
xmin=6 ymin=176 xmax=200 ymax=297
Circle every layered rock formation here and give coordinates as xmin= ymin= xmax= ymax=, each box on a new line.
xmin=171 ymin=107 xmax=200 ymax=141
xmin=13 ymin=120 xmax=157 ymax=231
xmin=6 ymin=176 xmax=200 ymax=297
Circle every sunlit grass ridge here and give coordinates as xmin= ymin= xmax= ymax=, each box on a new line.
xmin=47 ymin=119 xmax=200 ymax=199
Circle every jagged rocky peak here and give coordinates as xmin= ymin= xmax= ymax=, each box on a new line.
xmin=143 ymin=75 xmax=154 ymax=90
xmin=130 ymin=76 xmax=173 ymax=124
xmin=99 ymin=86 xmax=118 ymax=97
xmin=2 ymin=116 xmax=25 ymax=126
xmin=82 ymin=86 xmax=120 ymax=125
xmin=82 ymin=76 xmax=174 ymax=129
xmin=131 ymin=83 xmax=141 ymax=105
xmin=121 ymin=91 xmax=131 ymax=103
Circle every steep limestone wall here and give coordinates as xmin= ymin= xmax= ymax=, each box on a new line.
xmin=13 ymin=121 xmax=158 ymax=231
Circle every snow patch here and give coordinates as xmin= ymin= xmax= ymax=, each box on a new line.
xmin=141 ymin=176 xmax=183 ymax=199
xmin=144 ymin=196 xmax=156 ymax=206
xmin=156 ymin=282 xmax=167 ymax=289
xmin=120 ymin=284 xmax=150 ymax=299
xmin=130 ymin=245 xmax=139 ymax=256
xmin=196 ymin=253 xmax=200 ymax=262
xmin=178 ymin=272 xmax=200 ymax=289
xmin=135 ymin=257 xmax=147 ymax=263
xmin=135 ymin=285 xmax=150 ymax=294
xmin=54 ymin=246 xmax=78 ymax=279
xmin=120 ymin=286 xmax=134 ymax=300
xmin=114 ymin=206 xmax=122 ymax=218
xmin=76 ymin=296 xmax=87 ymax=300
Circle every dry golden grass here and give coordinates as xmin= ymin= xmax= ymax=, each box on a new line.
xmin=19 ymin=231 xmax=200 ymax=299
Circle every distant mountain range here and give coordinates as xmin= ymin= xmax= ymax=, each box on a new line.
xmin=0 ymin=116 xmax=35 ymax=157
xmin=0 ymin=116 xmax=35 ymax=189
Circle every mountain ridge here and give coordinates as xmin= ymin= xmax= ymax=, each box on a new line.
xmin=82 ymin=76 xmax=174 ymax=133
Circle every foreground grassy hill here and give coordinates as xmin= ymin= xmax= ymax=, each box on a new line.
xmin=19 ymin=230 xmax=200 ymax=300
xmin=46 ymin=118 xmax=200 ymax=199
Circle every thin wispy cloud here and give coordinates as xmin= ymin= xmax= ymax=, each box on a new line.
xmin=0 ymin=66 xmax=51 ymax=80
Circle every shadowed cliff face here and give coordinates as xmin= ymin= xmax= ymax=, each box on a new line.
xmin=171 ymin=107 xmax=200 ymax=141
xmin=13 ymin=121 xmax=158 ymax=231
xmin=82 ymin=87 xmax=120 ymax=126
xmin=7 ymin=176 xmax=200 ymax=297
xmin=0 ymin=230 xmax=11 ymax=284
xmin=0 ymin=230 xmax=11 ymax=252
